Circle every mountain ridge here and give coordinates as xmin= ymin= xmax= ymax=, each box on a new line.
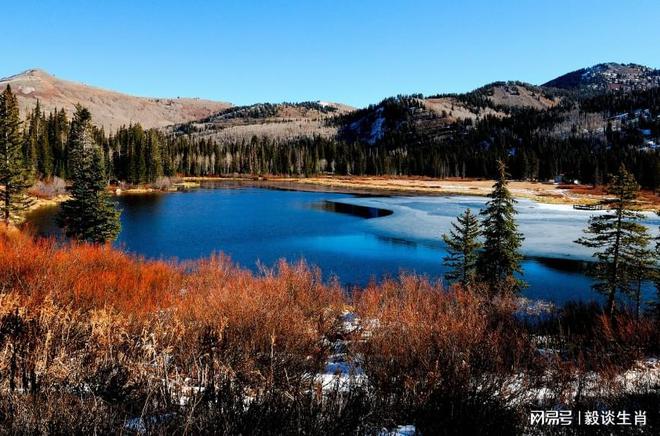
xmin=0 ymin=68 xmax=232 ymax=131
xmin=2 ymin=62 xmax=658 ymax=138
xmin=542 ymin=62 xmax=660 ymax=92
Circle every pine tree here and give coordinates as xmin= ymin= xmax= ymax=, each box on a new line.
xmin=442 ymin=208 xmax=481 ymax=286
xmin=624 ymin=202 xmax=656 ymax=320
xmin=37 ymin=125 xmax=53 ymax=177
xmin=57 ymin=106 xmax=120 ymax=243
xmin=0 ymin=85 xmax=33 ymax=226
xmin=576 ymin=165 xmax=651 ymax=319
xmin=26 ymin=102 xmax=54 ymax=178
xmin=23 ymin=101 xmax=39 ymax=171
xmin=628 ymin=239 xmax=655 ymax=320
xmin=146 ymin=130 xmax=163 ymax=182
xmin=50 ymin=108 xmax=70 ymax=179
xmin=477 ymin=160 xmax=525 ymax=294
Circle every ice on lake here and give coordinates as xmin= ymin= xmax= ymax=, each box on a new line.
xmin=337 ymin=195 xmax=660 ymax=261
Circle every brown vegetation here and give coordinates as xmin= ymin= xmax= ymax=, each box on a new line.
xmin=233 ymin=175 xmax=660 ymax=209
xmin=0 ymin=230 xmax=657 ymax=433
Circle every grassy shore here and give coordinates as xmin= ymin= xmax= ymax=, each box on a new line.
xmin=185 ymin=175 xmax=660 ymax=209
xmin=21 ymin=175 xmax=659 ymax=223
xmin=14 ymin=194 xmax=71 ymax=225
xmin=20 ymin=180 xmax=204 ymax=222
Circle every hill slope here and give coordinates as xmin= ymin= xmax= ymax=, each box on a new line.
xmin=169 ymin=101 xmax=355 ymax=142
xmin=543 ymin=62 xmax=660 ymax=93
xmin=0 ymin=69 xmax=231 ymax=131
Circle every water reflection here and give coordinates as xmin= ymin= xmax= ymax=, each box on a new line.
xmin=531 ymin=256 xmax=590 ymax=274
xmin=314 ymin=200 xmax=393 ymax=218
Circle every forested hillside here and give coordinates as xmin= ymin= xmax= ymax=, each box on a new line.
xmin=13 ymin=63 xmax=660 ymax=189
xmin=543 ymin=62 xmax=660 ymax=93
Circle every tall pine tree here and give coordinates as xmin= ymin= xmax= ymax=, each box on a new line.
xmin=0 ymin=85 xmax=33 ymax=226
xmin=576 ymin=165 xmax=651 ymax=319
xmin=145 ymin=129 xmax=163 ymax=182
xmin=49 ymin=108 xmax=69 ymax=179
xmin=57 ymin=106 xmax=120 ymax=243
xmin=477 ymin=160 xmax=524 ymax=294
xmin=442 ymin=208 xmax=481 ymax=286
xmin=628 ymin=237 xmax=655 ymax=320
xmin=23 ymin=100 xmax=39 ymax=172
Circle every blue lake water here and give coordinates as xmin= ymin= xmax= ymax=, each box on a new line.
xmin=25 ymin=182 xmax=659 ymax=307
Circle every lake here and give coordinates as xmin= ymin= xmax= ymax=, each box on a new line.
xmin=25 ymin=181 xmax=659 ymax=307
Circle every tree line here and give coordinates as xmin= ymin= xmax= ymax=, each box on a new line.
xmin=335 ymin=94 xmax=660 ymax=188
xmin=12 ymin=88 xmax=660 ymax=190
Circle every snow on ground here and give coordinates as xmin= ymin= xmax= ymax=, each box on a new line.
xmin=124 ymin=414 xmax=174 ymax=434
xmin=123 ymin=308 xmax=657 ymax=434
xmin=379 ymin=425 xmax=417 ymax=435
xmin=516 ymin=297 xmax=556 ymax=316
xmin=369 ymin=108 xmax=386 ymax=144
xmin=503 ymin=357 xmax=660 ymax=407
xmin=315 ymin=311 xmax=367 ymax=392
xmin=335 ymin=196 xmax=660 ymax=261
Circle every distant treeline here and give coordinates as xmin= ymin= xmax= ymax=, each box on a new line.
xmin=19 ymin=87 xmax=660 ymax=189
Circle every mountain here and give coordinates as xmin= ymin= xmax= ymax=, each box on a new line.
xmin=335 ymin=62 xmax=660 ymax=147
xmin=0 ymin=69 xmax=231 ymax=131
xmin=337 ymin=83 xmax=563 ymax=145
xmin=543 ymin=62 xmax=660 ymax=93
xmin=168 ymin=101 xmax=355 ymax=142
xmin=475 ymin=82 xmax=562 ymax=110
xmin=316 ymin=61 xmax=659 ymax=188
xmin=174 ymin=82 xmax=561 ymax=146
xmin=6 ymin=62 xmax=657 ymax=189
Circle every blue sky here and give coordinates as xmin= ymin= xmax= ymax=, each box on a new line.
xmin=1 ymin=0 xmax=659 ymax=107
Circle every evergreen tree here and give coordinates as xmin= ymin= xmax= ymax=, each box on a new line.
xmin=58 ymin=106 xmax=120 ymax=243
xmin=23 ymin=100 xmax=39 ymax=171
xmin=49 ymin=108 xmax=69 ymax=179
xmin=477 ymin=160 xmax=524 ymax=294
xmin=0 ymin=85 xmax=33 ymax=226
xmin=576 ymin=165 xmax=651 ymax=319
xmin=145 ymin=130 xmax=163 ymax=182
xmin=37 ymin=125 xmax=53 ymax=177
xmin=628 ymin=238 xmax=655 ymax=320
xmin=624 ymin=203 xmax=656 ymax=320
xmin=442 ymin=208 xmax=481 ymax=286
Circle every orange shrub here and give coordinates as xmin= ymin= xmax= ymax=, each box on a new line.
xmin=0 ymin=229 xmax=657 ymax=433
xmin=0 ymin=230 xmax=345 ymax=429
xmin=351 ymin=276 xmax=537 ymax=432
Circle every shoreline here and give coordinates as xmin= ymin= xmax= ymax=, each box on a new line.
xmin=18 ymin=194 xmax=70 ymax=225
xmin=23 ymin=175 xmax=659 ymax=220
xmin=184 ymin=175 xmax=660 ymax=209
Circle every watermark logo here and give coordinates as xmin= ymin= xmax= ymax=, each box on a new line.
xmin=530 ymin=410 xmax=647 ymax=427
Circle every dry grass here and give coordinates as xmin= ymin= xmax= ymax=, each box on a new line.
xmin=0 ymin=230 xmax=657 ymax=433
xmin=351 ymin=278 xmax=538 ymax=432
xmin=255 ymin=175 xmax=659 ymax=209
xmin=0 ymin=230 xmax=345 ymax=432
xmin=189 ymin=119 xmax=339 ymax=143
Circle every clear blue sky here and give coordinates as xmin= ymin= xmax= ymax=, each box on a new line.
xmin=1 ymin=0 xmax=659 ymax=108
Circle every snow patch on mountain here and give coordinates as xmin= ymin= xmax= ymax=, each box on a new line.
xmin=369 ymin=108 xmax=386 ymax=144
